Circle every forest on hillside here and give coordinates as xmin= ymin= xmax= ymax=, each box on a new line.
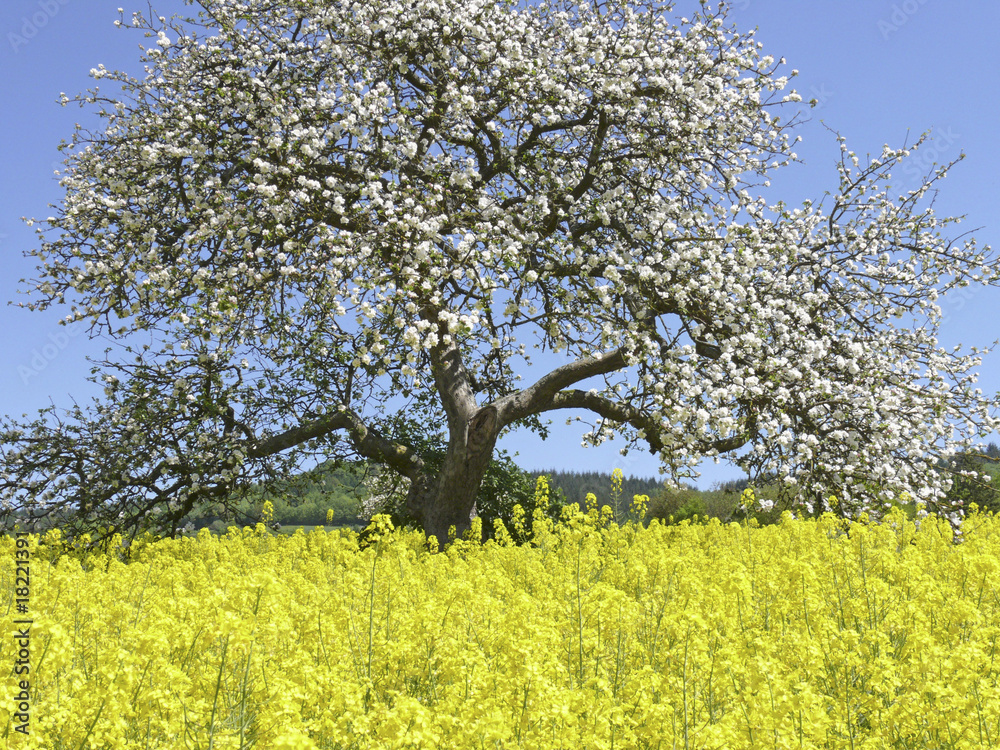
xmin=175 ymin=441 xmax=1000 ymax=533
xmin=532 ymin=469 xmax=671 ymax=505
xmin=14 ymin=444 xmax=998 ymax=536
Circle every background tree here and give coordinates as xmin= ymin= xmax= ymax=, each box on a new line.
xmin=3 ymin=0 xmax=999 ymax=546
xmin=939 ymin=444 xmax=1000 ymax=515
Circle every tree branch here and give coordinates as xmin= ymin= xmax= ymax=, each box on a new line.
xmin=541 ymin=389 xmax=752 ymax=457
xmin=427 ymin=337 xmax=479 ymax=438
xmin=495 ymin=348 xmax=627 ymax=426
xmin=248 ymin=407 xmax=424 ymax=479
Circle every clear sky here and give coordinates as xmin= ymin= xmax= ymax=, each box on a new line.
xmin=1 ymin=1 xmax=998 ymax=489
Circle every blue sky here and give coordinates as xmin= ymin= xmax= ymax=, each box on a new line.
xmin=1 ymin=1 xmax=998 ymax=489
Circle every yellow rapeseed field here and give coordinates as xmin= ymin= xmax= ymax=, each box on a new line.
xmin=2 ymin=502 xmax=1000 ymax=749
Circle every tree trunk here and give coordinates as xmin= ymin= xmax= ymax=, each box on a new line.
xmin=405 ymin=405 xmax=498 ymax=545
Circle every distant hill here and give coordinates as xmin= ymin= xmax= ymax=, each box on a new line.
xmin=152 ymin=439 xmax=1000 ymax=534
xmin=182 ymin=461 xmax=674 ymax=529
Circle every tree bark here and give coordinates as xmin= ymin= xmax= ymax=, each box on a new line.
xmin=405 ymin=405 xmax=498 ymax=544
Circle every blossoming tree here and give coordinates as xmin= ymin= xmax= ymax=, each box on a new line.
xmin=4 ymin=0 xmax=999 ymax=544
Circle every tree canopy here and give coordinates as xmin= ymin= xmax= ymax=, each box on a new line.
xmin=3 ymin=0 xmax=999 ymax=546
